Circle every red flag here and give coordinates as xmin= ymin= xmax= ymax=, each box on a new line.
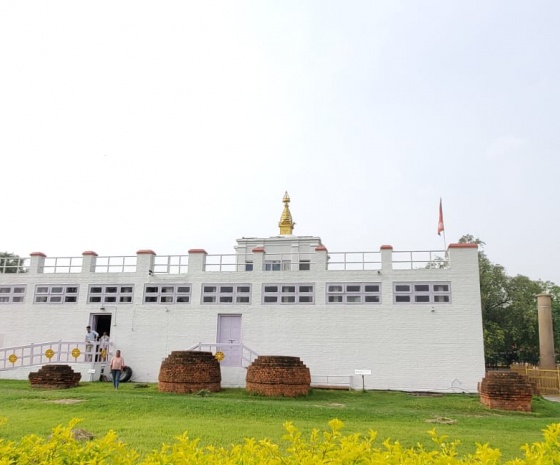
xmin=437 ymin=198 xmax=444 ymax=235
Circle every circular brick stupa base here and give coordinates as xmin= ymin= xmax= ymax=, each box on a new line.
xmin=158 ymin=351 xmax=221 ymax=393
xmin=479 ymin=371 xmax=533 ymax=412
xmin=29 ymin=364 xmax=81 ymax=389
xmin=246 ymin=356 xmax=311 ymax=397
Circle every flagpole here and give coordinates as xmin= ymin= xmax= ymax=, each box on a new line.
xmin=437 ymin=198 xmax=447 ymax=251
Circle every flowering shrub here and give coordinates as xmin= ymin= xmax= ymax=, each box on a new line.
xmin=1 ymin=417 xmax=560 ymax=464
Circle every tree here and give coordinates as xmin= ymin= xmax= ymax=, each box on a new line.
xmin=0 ymin=252 xmax=27 ymax=273
xmin=458 ymin=235 xmax=549 ymax=366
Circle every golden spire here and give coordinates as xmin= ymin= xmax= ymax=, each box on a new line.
xmin=278 ymin=191 xmax=295 ymax=235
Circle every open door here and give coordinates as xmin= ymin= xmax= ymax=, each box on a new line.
xmin=217 ymin=314 xmax=242 ymax=367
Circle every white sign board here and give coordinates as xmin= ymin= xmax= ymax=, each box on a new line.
xmin=354 ymin=369 xmax=371 ymax=375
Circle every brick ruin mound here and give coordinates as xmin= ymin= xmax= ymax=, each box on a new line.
xmin=158 ymin=351 xmax=221 ymax=394
xmin=246 ymin=355 xmax=311 ymax=397
xmin=479 ymin=371 xmax=533 ymax=412
xmin=29 ymin=364 xmax=81 ymax=389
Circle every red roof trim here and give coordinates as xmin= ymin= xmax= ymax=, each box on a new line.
xmin=82 ymin=251 xmax=98 ymax=256
xmin=30 ymin=252 xmax=46 ymax=257
xmin=136 ymin=249 xmax=156 ymax=255
xmin=448 ymin=243 xmax=478 ymax=249
xmin=380 ymin=245 xmax=393 ymax=250
xmin=315 ymin=245 xmax=328 ymax=252
xmin=252 ymin=247 xmax=265 ymax=252
xmin=188 ymin=249 xmax=207 ymax=254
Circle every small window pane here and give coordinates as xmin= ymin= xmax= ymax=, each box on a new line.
xmin=346 ymin=296 xmax=361 ymax=303
xmin=204 ymin=286 xmax=216 ymax=293
xmin=328 ymin=295 xmax=343 ymax=303
xmin=328 ymin=285 xmax=343 ymax=292
xmin=0 ymin=296 xmax=10 ymax=302
xmin=434 ymin=285 xmax=449 ymax=292
xmin=264 ymin=286 xmax=278 ymax=293
xmin=160 ymin=296 xmax=174 ymax=303
xmin=395 ymin=285 xmax=410 ymax=292
xmin=65 ymin=296 xmax=77 ymax=303
xmin=177 ymin=296 xmax=190 ymax=303
xmin=14 ymin=288 xmax=25 ymax=293
xmin=237 ymin=296 xmax=250 ymax=303
xmin=220 ymin=286 xmax=234 ymax=293
xmin=282 ymin=286 xmax=295 ymax=293
xmin=161 ymin=287 xmax=174 ymax=293
xmin=105 ymin=296 xmax=117 ymax=303
xmin=177 ymin=286 xmax=190 ymax=293
xmin=66 ymin=287 xmax=78 ymax=293
xmin=364 ymin=285 xmax=379 ymax=292
xmin=415 ymin=285 xmax=430 ymax=292
xmin=35 ymin=296 xmax=48 ymax=303
xmin=12 ymin=296 xmax=24 ymax=302
xmin=0 ymin=288 xmax=10 ymax=293
xmin=237 ymin=286 xmax=250 ymax=293
xmin=146 ymin=287 xmax=159 ymax=293
xmin=281 ymin=296 xmax=296 ymax=303
xmin=90 ymin=287 xmax=102 ymax=293
xmin=121 ymin=286 xmax=133 ymax=293
xmin=203 ymin=296 xmax=215 ymax=303
xmin=145 ymin=296 xmax=158 ymax=303
xmin=299 ymin=286 xmax=313 ymax=293
xmin=346 ymin=285 xmax=361 ymax=292
xmin=434 ymin=295 xmax=450 ymax=302
xmin=89 ymin=296 xmax=102 ymax=303
xmin=119 ymin=296 xmax=132 ymax=303
xmin=396 ymin=295 xmax=410 ymax=302
xmin=264 ymin=296 xmax=277 ymax=303
xmin=220 ymin=296 xmax=233 ymax=303
xmin=365 ymin=295 xmax=380 ymax=303
xmin=299 ymin=296 xmax=313 ymax=303
xmin=415 ymin=295 xmax=430 ymax=303
xmin=36 ymin=287 xmax=49 ymax=293
xmin=106 ymin=287 xmax=118 ymax=293
xmin=51 ymin=287 xmax=63 ymax=294
xmin=49 ymin=296 xmax=62 ymax=303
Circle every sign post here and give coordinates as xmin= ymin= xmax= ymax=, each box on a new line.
xmin=354 ymin=369 xmax=371 ymax=392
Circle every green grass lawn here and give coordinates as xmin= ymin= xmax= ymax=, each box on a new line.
xmin=1 ymin=380 xmax=559 ymax=460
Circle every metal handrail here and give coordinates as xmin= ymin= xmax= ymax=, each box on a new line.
xmin=187 ymin=342 xmax=259 ymax=367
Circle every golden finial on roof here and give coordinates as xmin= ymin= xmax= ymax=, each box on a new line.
xmin=278 ymin=191 xmax=295 ymax=235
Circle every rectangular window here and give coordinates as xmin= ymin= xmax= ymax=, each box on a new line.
xmin=88 ymin=284 xmax=134 ymax=304
xmin=34 ymin=285 xmax=78 ymax=304
xmin=299 ymin=260 xmax=311 ymax=271
xmin=143 ymin=284 xmax=191 ymax=304
xmin=262 ymin=283 xmax=315 ymax=305
xmin=264 ymin=260 xmax=290 ymax=271
xmin=393 ymin=282 xmax=451 ymax=304
xmin=326 ymin=283 xmax=382 ymax=305
xmin=201 ymin=284 xmax=252 ymax=305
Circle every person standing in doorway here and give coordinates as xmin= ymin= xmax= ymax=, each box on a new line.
xmin=85 ymin=326 xmax=99 ymax=362
xmin=110 ymin=350 xmax=125 ymax=389
xmin=99 ymin=332 xmax=110 ymax=361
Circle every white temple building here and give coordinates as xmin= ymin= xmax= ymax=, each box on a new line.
xmin=0 ymin=193 xmax=485 ymax=392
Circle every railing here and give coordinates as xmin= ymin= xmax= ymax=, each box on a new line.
xmin=327 ymin=252 xmax=381 ymax=271
xmin=153 ymin=255 xmax=189 ymax=274
xmin=510 ymin=364 xmax=560 ymax=395
xmin=94 ymin=256 xmax=137 ymax=273
xmin=0 ymin=257 xmax=30 ymax=274
xmin=205 ymin=254 xmax=245 ymax=272
xmin=0 ymin=341 xmax=109 ymax=370
xmin=41 ymin=257 xmax=83 ymax=274
xmin=187 ymin=342 xmax=259 ymax=367
xmin=391 ymin=250 xmax=448 ymax=270
xmin=311 ymin=375 xmax=353 ymax=390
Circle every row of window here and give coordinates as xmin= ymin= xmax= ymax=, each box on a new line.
xmin=0 ymin=282 xmax=451 ymax=305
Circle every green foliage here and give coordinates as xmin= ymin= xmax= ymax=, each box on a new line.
xmin=458 ymin=235 xmax=557 ymax=366
xmin=0 ymin=252 xmax=27 ymax=273
xmin=1 ymin=418 xmax=560 ymax=464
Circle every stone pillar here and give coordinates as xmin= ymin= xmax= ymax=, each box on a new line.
xmin=136 ymin=249 xmax=156 ymax=276
xmin=251 ymin=247 xmax=265 ymax=272
xmin=81 ymin=251 xmax=98 ymax=273
xmin=188 ymin=249 xmax=208 ymax=272
xmin=314 ymin=245 xmax=328 ymax=270
xmin=537 ymin=293 xmax=556 ymax=369
xmin=29 ymin=252 xmax=46 ymax=275
xmin=380 ymin=245 xmax=393 ymax=271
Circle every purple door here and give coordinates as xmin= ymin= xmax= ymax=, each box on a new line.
xmin=217 ymin=315 xmax=242 ymax=367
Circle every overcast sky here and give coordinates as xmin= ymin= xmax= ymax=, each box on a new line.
xmin=1 ymin=1 xmax=559 ymax=284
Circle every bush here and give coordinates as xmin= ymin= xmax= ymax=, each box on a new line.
xmin=1 ymin=417 xmax=560 ymax=464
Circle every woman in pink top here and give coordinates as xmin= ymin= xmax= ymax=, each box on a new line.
xmin=110 ymin=350 xmax=125 ymax=389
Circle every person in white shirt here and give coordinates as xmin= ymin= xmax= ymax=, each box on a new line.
xmin=85 ymin=326 xmax=99 ymax=362
xmin=99 ymin=332 xmax=110 ymax=361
